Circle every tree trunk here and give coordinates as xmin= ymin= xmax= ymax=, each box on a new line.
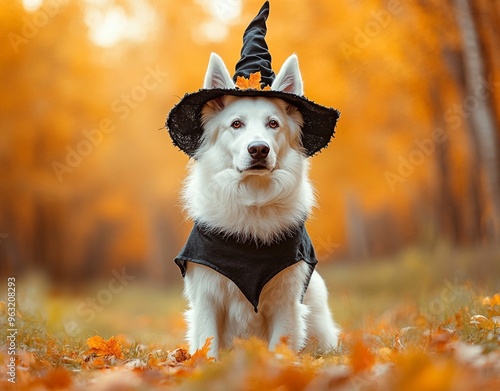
xmin=454 ymin=0 xmax=500 ymax=242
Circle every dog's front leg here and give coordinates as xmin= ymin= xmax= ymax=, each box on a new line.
xmin=184 ymin=265 xmax=222 ymax=359
xmin=267 ymin=301 xmax=308 ymax=352
xmin=264 ymin=263 xmax=310 ymax=352
xmin=185 ymin=302 xmax=220 ymax=358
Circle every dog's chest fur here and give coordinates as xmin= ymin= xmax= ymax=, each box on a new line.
xmin=182 ymin=154 xmax=314 ymax=244
xmin=184 ymin=260 xmax=310 ymax=347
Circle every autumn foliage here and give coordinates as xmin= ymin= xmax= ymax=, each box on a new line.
xmin=1 ymin=286 xmax=500 ymax=390
xmin=1 ymin=0 xmax=499 ymax=283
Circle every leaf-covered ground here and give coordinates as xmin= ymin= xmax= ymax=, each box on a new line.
xmin=1 ymin=246 xmax=500 ymax=390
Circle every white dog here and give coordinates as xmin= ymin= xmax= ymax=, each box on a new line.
xmin=176 ymin=53 xmax=340 ymax=358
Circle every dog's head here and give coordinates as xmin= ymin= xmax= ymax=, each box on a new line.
xmin=196 ymin=53 xmax=306 ymax=176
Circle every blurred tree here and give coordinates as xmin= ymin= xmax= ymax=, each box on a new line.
xmin=0 ymin=0 xmax=106 ymax=277
xmin=454 ymin=0 xmax=500 ymax=242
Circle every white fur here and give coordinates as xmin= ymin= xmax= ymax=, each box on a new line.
xmin=180 ymin=53 xmax=340 ymax=358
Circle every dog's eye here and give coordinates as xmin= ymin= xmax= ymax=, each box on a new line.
xmin=231 ymin=120 xmax=243 ymax=129
xmin=268 ymin=120 xmax=279 ymax=129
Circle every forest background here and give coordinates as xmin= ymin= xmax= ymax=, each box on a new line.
xmin=1 ymin=1 xmax=500 ymax=388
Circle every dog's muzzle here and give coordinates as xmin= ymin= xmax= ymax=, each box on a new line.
xmin=247 ymin=141 xmax=271 ymax=171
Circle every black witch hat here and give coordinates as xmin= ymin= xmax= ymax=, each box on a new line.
xmin=166 ymin=1 xmax=339 ymax=157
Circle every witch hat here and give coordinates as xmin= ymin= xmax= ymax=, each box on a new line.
xmin=166 ymin=1 xmax=339 ymax=157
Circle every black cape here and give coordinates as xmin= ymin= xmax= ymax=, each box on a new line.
xmin=174 ymin=223 xmax=318 ymax=312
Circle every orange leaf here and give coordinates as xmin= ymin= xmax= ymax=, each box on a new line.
xmin=41 ymin=367 xmax=73 ymax=389
xmin=247 ymin=72 xmax=262 ymax=89
xmin=114 ymin=334 xmax=132 ymax=349
xmin=90 ymin=357 xmax=107 ymax=368
xmin=235 ymin=72 xmax=270 ymax=90
xmin=273 ymin=336 xmax=298 ymax=362
xmin=349 ymin=335 xmax=375 ymax=373
xmin=394 ymin=351 xmax=455 ymax=391
xmin=428 ymin=328 xmax=456 ymax=352
xmin=235 ymin=75 xmax=250 ymax=89
xmin=86 ymin=335 xmax=124 ymax=359
xmin=482 ymin=293 xmax=500 ymax=307
xmin=185 ymin=337 xmax=215 ymax=367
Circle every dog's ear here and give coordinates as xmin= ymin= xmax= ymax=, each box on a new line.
xmin=271 ymin=54 xmax=304 ymax=96
xmin=204 ymin=96 xmax=226 ymax=112
xmin=203 ymin=53 xmax=235 ymax=89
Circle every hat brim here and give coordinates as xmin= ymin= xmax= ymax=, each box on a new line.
xmin=166 ymin=88 xmax=340 ymax=158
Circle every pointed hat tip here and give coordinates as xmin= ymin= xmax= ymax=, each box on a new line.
xmin=260 ymin=1 xmax=270 ymax=16
xmin=233 ymin=0 xmax=274 ymax=85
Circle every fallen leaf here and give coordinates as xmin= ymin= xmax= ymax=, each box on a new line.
xmin=86 ymin=335 xmax=124 ymax=359
xmin=170 ymin=347 xmax=190 ymax=363
xmin=40 ymin=367 xmax=73 ymax=389
xmin=469 ymin=314 xmax=496 ymax=331
xmin=349 ymin=334 xmax=376 ymax=374
xmin=482 ymin=293 xmax=500 ymax=307
xmin=184 ymin=337 xmax=215 ymax=367
xmin=428 ymin=328 xmax=456 ymax=352
xmin=395 ymin=352 xmax=455 ymax=391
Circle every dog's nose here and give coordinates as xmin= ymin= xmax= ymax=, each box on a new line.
xmin=248 ymin=142 xmax=270 ymax=160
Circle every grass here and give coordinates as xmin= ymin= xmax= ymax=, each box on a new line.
xmin=1 ymin=244 xmax=499 ymax=389
xmin=325 ymin=244 xmax=500 ymax=327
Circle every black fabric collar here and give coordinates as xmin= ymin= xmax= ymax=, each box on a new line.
xmin=174 ymin=223 xmax=318 ymax=312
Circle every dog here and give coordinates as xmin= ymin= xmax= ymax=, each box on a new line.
xmin=177 ymin=52 xmax=341 ymax=358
